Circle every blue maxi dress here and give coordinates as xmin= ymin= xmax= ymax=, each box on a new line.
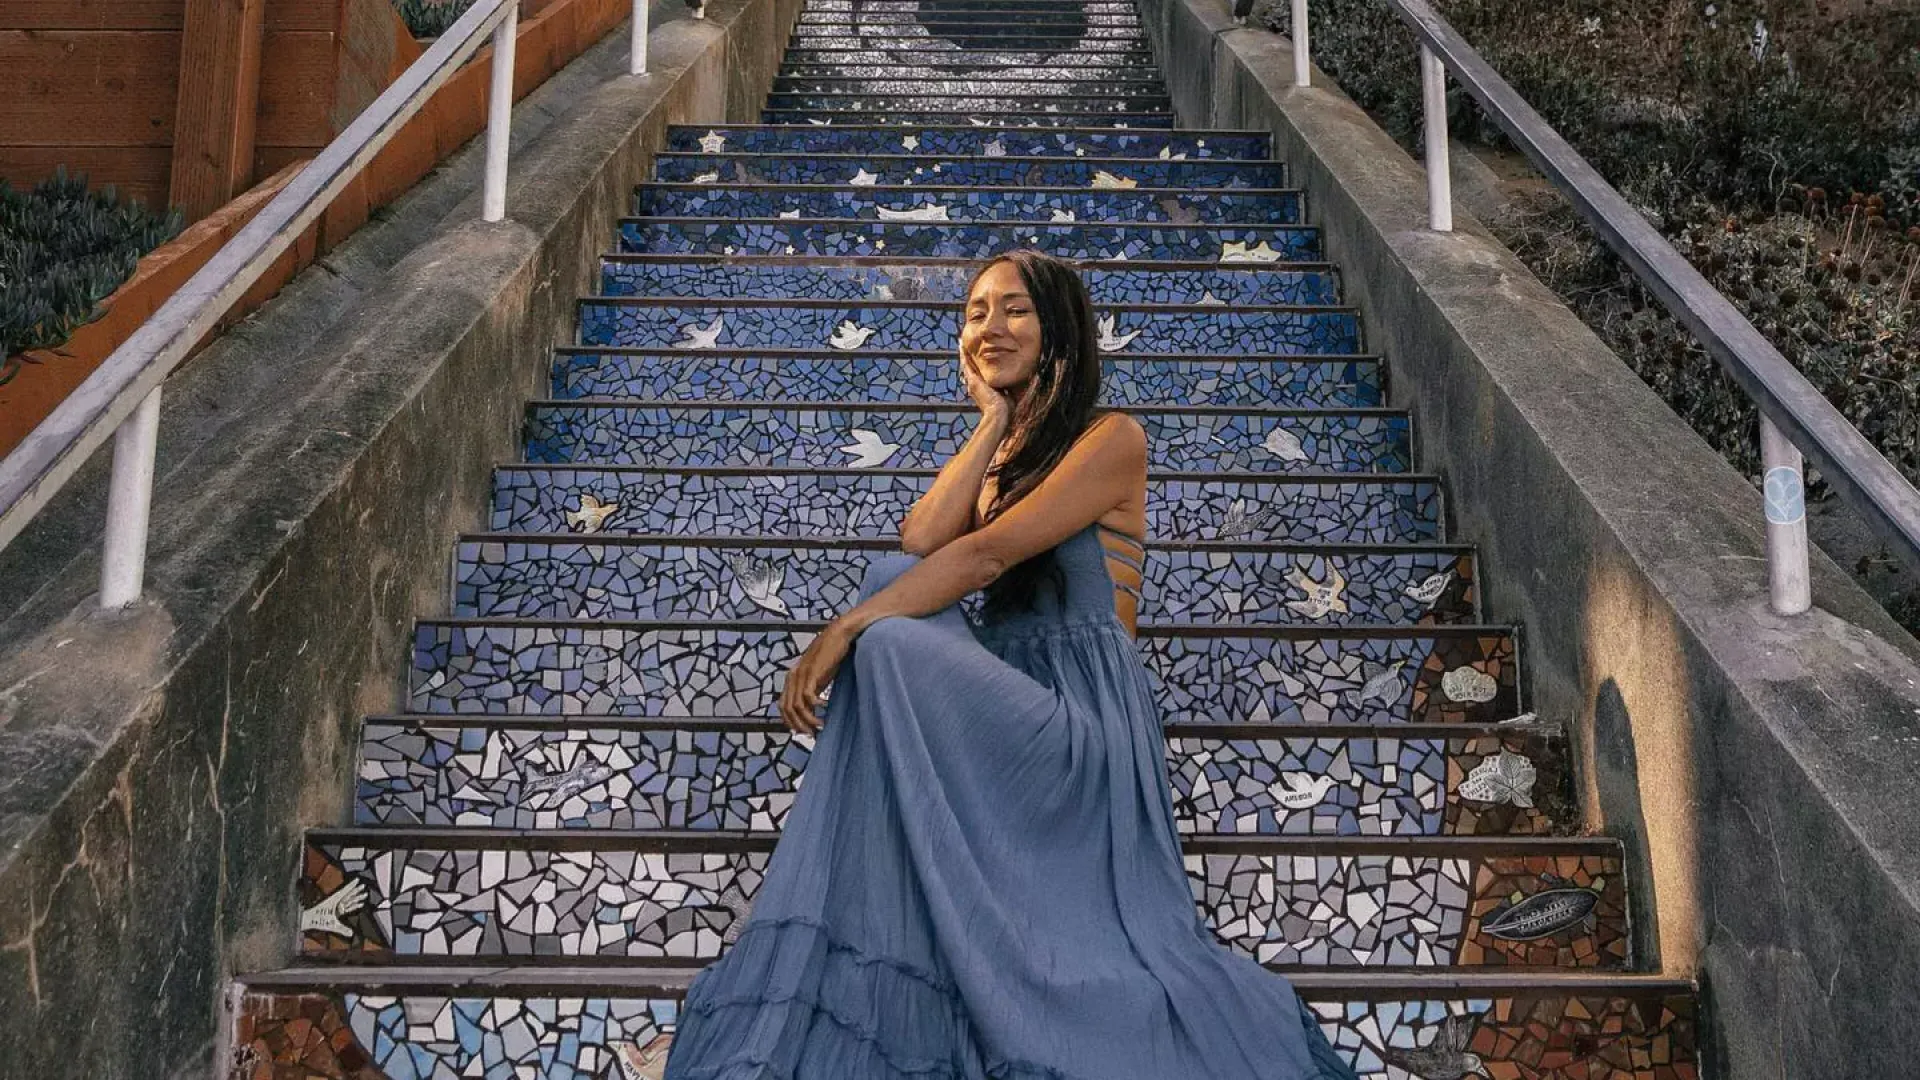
xmin=663 ymin=523 xmax=1358 ymax=1080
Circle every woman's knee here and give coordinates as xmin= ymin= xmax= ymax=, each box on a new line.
xmin=857 ymin=551 xmax=923 ymax=601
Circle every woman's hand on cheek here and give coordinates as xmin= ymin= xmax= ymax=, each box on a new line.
xmin=780 ymin=621 xmax=854 ymax=735
xmin=961 ymin=349 xmax=1013 ymax=428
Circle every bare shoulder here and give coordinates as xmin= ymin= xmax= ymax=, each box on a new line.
xmin=1079 ymin=410 xmax=1148 ymax=460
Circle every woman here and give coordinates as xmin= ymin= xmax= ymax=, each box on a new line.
xmin=662 ymin=251 xmax=1358 ymax=1080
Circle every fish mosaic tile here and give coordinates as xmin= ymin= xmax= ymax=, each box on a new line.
xmin=575 ymin=300 xmax=1356 ymax=354
xmin=597 ymin=260 xmax=1339 ymax=305
xmin=522 ymin=404 xmax=1411 ymax=473
xmin=658 ymin=125 xmax=1264 ymax=158
xmin=617 ymin=217 xmax=1314 ymax=260
xmin=632 ymin=184 xmax=1305 ymax=224
xmin=550 ymin=351 xmax=1380 ymax=407
xmin=448 ymin=538 xmax=1474 ymax=625
xmin=407 ymin=623 xmax=1517 ymax=723
xmin=354 ymin=721 xmax=1566 ymax=836
xmin=652 ymin=153 xmax=1280 ymax=187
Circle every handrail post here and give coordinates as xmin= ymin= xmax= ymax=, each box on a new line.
xmin=631 ymin=0 xmax=649 ymax=74
xmin=1419 ymin=43 xmax=1453 ymax=232
xmin=1290 ymin=0 xmax=1310 ymax=86
xmin=1761 ymin=416 xmax=1813 ymax=614
xmin=99 ymin=387 xmax=162 ymax=609
xmin=481 ymin=2 xmax=518 ymax=223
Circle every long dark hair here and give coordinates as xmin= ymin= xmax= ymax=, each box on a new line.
xmin=971 ymin=249 xmax=1106 ymax=617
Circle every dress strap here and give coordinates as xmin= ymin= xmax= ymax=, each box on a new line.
xmin=1095 ymin=523 xmax=1146 ymax=599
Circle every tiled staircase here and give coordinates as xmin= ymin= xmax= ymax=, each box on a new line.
xmin=229 ymin=2 xmax=1701 ymax=1077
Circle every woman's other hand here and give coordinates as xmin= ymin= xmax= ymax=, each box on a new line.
xmin=780 ymin=620 xmax=853 ymax=734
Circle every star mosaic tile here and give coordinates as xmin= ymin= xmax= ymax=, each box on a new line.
xmin=632 ymin=185 xmax=1305 ymax=224
xmin=407 ymin=623 xmax=1517 ymax=723
xmin=522 ymin=404 xmax=1412 ymax=473
xmin=597 ymin=260 xmax=1339 ymax=305
xmin=651 ymin=153 xmax=1282 ymax=187
xmin=617 ymin=217 xmax=1314 ymax=259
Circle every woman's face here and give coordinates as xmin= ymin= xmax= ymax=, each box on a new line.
xmin=961 ymin=261 xmax=1044 ymax=393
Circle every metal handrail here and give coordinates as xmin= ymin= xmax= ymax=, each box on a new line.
xmin=0 ymin=0 xmax=659 ymax=608
xmin=1278 ymin=0 xmax=1920 ymax=614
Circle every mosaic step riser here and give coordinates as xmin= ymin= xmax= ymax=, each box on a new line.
xmin=448 ymin=539 xmax=1478 ymax=626
xmin=660 ymin=126 xmax=1263 ymax=158
xmin=576 ymin=300 xmax=1355 ymax=354
xmin=792 ymin=11 xmax=1146 ymax=23
xmin=631 ymin=185 xmax=1306 ymax=225
xmin=779 ymin=48 xmax=1157 ymax=67
xmin=785 ymin=26 xmax=1149 ymax=40
xmin=521 ymin=405 xmax=1413 ymax=474
xmin=407 ymin=623 xmax=1521 ymax=724
xmin=621 ymin=217 xmax=1310 ymax=260
xmin=354 ymin=720 xmax=1569 ymax=836
xmin=549 ymin=352 xmax=1380 ymax=407
xmin=769 ymin=79 xmax=1166 ymax=96
xmin=652 ymin=154 xmax=1286 ymax=188
xmin=763 ymin=113 xmax=1181 ymax=129
xmin=296 ymin=837 xmax=1627 ymax=968
xmin=490 ymin=469 xmax=1446 ymax=545
xmin=764 ymin=93 xmax=1172 ymax=113
xmin=596 ymin=260 xmax=1341 ymax=305
xmin=777 ymin=64 xmax=1165 ymax=81
xmin=230 ymin=983 xmax=1700 ymax=1080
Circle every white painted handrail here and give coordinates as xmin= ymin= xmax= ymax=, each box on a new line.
xmin=1283 ymin=0 xmax=1920 ymax=615
xmin=0 ymin=0 xmax=587 ymax=607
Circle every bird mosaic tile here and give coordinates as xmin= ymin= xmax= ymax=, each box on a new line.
xmin=657 ymin=125 xmax=1266 ymax=158
xmin=617 ymin=217 xmax=1315 ymax=260
xmin=574 ymin=300 xmax=1357 ymax=354
xmin=406 ymin=623 xmax=1518 ymax=723
xmin=596 ymin=260 xmax=1340 ymax=305
xmin=448 ymin=539 xmax=1475 ymax=625
xmin=550 ymin=351 xmax=1381 ymax=407
xmin=632 ymin=184 xmax=1304 ymax=225
xmin=488 ymin=467 xmax=1445 ymax=544
xmin=652 ymin=153 xmax=1285 ymax=188
xmin=521 ymin=404 xmax=1412 ymax=473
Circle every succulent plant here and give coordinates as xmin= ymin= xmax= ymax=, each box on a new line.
xmin=394 ymin=0 xmax=476 ymax=38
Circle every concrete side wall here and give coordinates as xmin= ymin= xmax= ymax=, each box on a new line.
xmin=1134 ymin=4 xmax=1920 ymax=1077
xmin=0 ymin=2 xmax=800 ymax=1076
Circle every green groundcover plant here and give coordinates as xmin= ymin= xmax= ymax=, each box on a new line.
xmin=396 ymin=0 xmax=479 ymax=37
xmin=0 ymin=168 xmax=184 ymax=384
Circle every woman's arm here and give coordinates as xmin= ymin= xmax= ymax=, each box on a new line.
xmin=779 ymin=413 xmax=1147 ymax=733
xmin=898 ymin=349 xmax=1014 ymax=555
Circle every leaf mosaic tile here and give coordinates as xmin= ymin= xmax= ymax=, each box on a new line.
xmin=522 ymin=404 xmax=1411 ymax=473
xmin=575 ymin=300 xmax=1356 ymax=354
xmin=489 ymin=467 xmax=1444 ymax=544
xmin=652 ymin=153 xmax=1284 ymax=187
xmin=407 ymin=623 xmax=1516 ymax=722
xmin=633 ymin=185 xmax=1304 ymax=224
xmin=619 ymin=217 xmax=1313 ymax=259
xmin=596 ymin=260 xmax=1339 ymax=305
xmin=657 ymin=125 xmax=1262 ymax=158
xmin=550 ymin=351 xmax=1380 ymax=407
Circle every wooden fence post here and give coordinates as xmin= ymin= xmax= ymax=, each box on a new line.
xmin=168 ymin=0 xmax=268 ymax=220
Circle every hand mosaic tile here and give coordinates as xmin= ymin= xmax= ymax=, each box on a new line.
xmin=575 ymin=299 xmax=1355 ymax=354
xmin=488 ymin=467 xmax=1447 ymax=545
xmin=632 ymin=184 xmax=1305 ymax=224
xmin=521 ymin=404 xmax=1412 ymax=473
xmin=549 ymin=350 xmax=1381 ymax=407
xmin=653 ymin=152 xmax=1284 ymax=187
xmin=406 ymin=621 xmax=1519 ymax=723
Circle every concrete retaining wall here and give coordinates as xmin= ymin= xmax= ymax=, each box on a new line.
xmin=1132 ymin=4 xmax=1920 ymax=1076
xmin=0 ymin=1 xmax=799 ymax=1075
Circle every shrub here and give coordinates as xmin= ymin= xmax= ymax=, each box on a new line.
xmin=395 ymin=0 xmax=478 ymax=38
xmin=0 ymin=168 xmax=183 ymax=381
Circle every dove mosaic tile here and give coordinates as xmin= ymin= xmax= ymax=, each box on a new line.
xmin=575 ymin=300 xmax=1356 ymax=354
xmin=652 ymin=153 xmax=1282 ymax=187
xmin=619 ymin=217 xmax=1310 ymax=260
xmin=597 ymin=259 xmax=1337 ymax=305
xmin=233 ymin=990 xmax=681 ymax=1080
xmin=354 ymin=723 xmax=1564 ymax=835
xmin=632 ymin=184 xmax=1305 ymax=225
xmin=489 ymin=468 xmax=1444 ymax=544
xmin=407 ymin=623 xmax=1515 ymax=722
xmin=301 ymin=837 xmax=767 ymax=959
xmin=522 ymin=405 xmax=1411 ymax=474
xmin=657 ymin=125 xmax=1255 ymax=158
xmin=1185 ymin=846 xmax=1629 ymax=968
xmin=449 ymin=539 xmax=1469 ymax=625
xmin=551 ymin=351 xmax=1380 ymax=407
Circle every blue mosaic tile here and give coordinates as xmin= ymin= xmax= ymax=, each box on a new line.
xmin=633 ymin=184 xmax=1304 ymax=225
xmin=449 ymin=539 xmax=1474 ymax=625
xmin=764 ymin=92 xmax=1172 ymax=114
xmin=355 ymin=723 xmax=1564 ymax=836
xmin=549 ymin=352 xmax=1382 ymax=407
xmin=781 ymin=46 xmax=1157 ymax=68
xmin=597 ymin=261 xmax=1340 ymax=305
xmin=575 ymin=301 xmax=1355 ymax=353
xmin=660 ymin=125 xmax=1267 ymax=159
xmin=653 ymin=152 xmax=1284 ymax=188
xmin=764 ymin=110 xmax=1179 ymax=128
xmin=407 ymin=623 xmax=1518 ymax=724
xmin=488 ymin=468 xmax=1445 ymax=545
xmin=619 ymin=217 xmax=1310 ymax=259
xmin=522 ymin=405 xmax=1413 ymax=474
xmin=787 ymin=26 xmax=1148 ymax=44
